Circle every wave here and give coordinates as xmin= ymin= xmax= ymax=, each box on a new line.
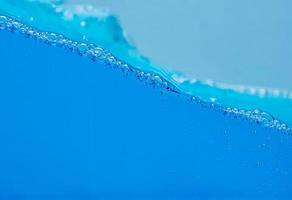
xmin=0 ymin=0 xmax=292 ymax=130
xmin=1 ymin=15 xmax=291 ymax=134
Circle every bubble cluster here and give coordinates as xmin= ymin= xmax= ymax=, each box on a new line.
xmin=0 ymin=15 xmax=291 ymax=134
xmin=223 ymin=107 xmax=291 ymax=134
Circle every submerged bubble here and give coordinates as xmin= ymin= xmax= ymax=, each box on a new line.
xmin=0 ymin=16 xmax=7 ymax=28
xmin=46 ymin=33 xmax=62 ymax=42
xmin=77 ymin=43 xmax=89 ymax=55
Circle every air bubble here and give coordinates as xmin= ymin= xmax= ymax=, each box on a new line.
xmin=77 ymin=43 xmax=89 ymax=55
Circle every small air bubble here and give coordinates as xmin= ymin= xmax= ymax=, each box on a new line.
xmin=80 ymin=21 xmax=86 ymax=27
xmin=0 ymin=16 xmax=7 ymax=23
xmin=256 ymin=161 xmax=263 ymax=167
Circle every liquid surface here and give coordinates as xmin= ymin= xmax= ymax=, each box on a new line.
xmin=0 ymin=0 xmax=292 ymax=126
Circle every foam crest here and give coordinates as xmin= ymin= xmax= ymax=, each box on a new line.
xmin=172 ymin=74 xmax=292 ymax=99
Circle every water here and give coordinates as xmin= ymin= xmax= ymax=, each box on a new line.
xmin=0 ymin=0 xmax=292 ymax=199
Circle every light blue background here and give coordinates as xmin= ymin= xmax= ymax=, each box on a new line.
xmin=70 ymin=0 xmax=292 ymax=90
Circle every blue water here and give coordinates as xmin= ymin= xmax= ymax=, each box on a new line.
xmin=0 ymin=1 xmax=292 ymax=199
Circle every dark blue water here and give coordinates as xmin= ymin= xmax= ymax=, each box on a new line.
xmin=0 ymin=30 xmax=292 ymax=199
